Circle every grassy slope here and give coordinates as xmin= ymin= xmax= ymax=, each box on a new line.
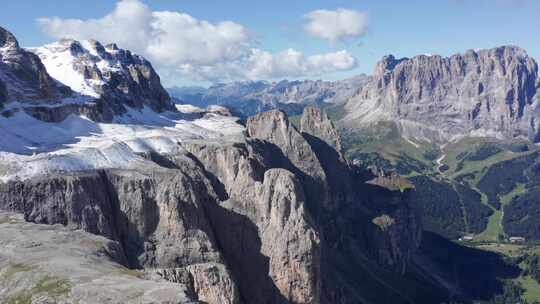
xmin=519 ymin=275 xmax=540 ymax=302
xmin=343 ymin=121 xmax=540 ymax=242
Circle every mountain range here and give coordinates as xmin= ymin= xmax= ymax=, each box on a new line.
xmin=173 ymin=45 xmax=540 ymax=144
xmin=0 ymin=24 xmax=538 ymax=304
xmin=168 ymin=75 xmax=368 ymax=117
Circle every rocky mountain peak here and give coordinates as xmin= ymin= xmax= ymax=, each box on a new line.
xmin=0 ymin=26 xmax=19 ymax=49
xmin=0 ymin=27 xmax=71 ymax=106
xmin=300 ymin=106 xmax=344 ymax=156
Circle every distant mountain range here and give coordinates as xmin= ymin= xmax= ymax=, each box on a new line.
xmin=168 ymin=75 xmax=368 ymax=117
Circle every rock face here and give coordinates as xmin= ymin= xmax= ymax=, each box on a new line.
xmin=0 ymin=26 xmax=71 ymax=105
xmin=182 ymin=139 xmax=322 ymax=304
xmin=300 ymin=106 xmax=345 ymax=160
xmin=169 ymin=76 xmax=368 ymax=117
xmin=246 ymin=110 xmax=330 ymax=211
xmin=343 ymin=46 xmax=540 ymax=142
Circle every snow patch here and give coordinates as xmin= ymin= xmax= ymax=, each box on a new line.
xmin=30 ymin=42 xmax=103 ymax=98
xmin=402 ymin=136 xmax=420 ymax=148
xmin=175 ymin=104 xmax=204 ymax=113
xmin=0 ymin=106 xmax=245 ymax=181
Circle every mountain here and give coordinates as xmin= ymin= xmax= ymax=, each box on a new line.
xmin=0 ymin=26 xmax=530 ymax=303
xmin=341 ymin=46 xmax=540 ymax=143
xmin=5 ymin=35 xmax=173 ymax=123
xmin=167 ymin=45 xmax=540 ymax=301
xmin=0 ymin=26 xmax=478 ymax=304
xmin=30 ymin=38 xmax=173 ymax=113
xmin=329 ymin=46 xmax=540 ymax=240
xmin=169 ymin=75 xmax=369 ymax=117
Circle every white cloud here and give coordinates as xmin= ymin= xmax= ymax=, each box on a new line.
xmin=303 ymin=8 xmax=368 ymax=44
xmin=178 ymin=48 xmax=357 ymax=82
xmin=37 ymin=0 xmax=358 ymax=84
xmin=38 ymin=0 xmax=153 ymax=53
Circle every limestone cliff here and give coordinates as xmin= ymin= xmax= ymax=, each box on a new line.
xmin=343 ymin=46 xmax=540 ymax=142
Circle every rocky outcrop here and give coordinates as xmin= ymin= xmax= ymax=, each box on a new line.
xmin=182 ymin=140 xmax=321 ymax=304
xmin=156 ymin=263 xmax=239 ymax=304
xmin=259 ymin=169 xmax=321 ymax=303
xmin=247 ymin=110 xmax=330 ymax=211
xmin=300 ymin=106 xmax=344 ymax=157
xmin=343 ymin=46 xmax=540 ymax=142
xmin=0 ymin=26 xmax=71 ymax=105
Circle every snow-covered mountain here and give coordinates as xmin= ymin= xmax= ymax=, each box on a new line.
xmin=3 ymin=37 xmax=172 ymax=123
xmin=169 ymin=75 xmax=369 ymax=116
xmin=0 ymin=26 xmax=245 ymax=181
xmin=30 ymin=38 xmax=172 ymax=113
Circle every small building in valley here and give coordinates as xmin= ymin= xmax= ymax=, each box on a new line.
xmin=509 ymin=236 xmax=525 ymax=243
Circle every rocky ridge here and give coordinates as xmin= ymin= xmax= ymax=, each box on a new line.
xmin=342 ymin=46 xmax=540 ymax=143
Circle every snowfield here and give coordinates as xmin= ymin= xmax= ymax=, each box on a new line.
xmin=0 ymin=104 xmax=245 ymax=182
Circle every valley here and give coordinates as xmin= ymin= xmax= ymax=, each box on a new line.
xmin=330 ymin=115 xmax=540 ymax=302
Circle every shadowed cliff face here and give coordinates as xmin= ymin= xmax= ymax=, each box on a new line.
xmin=0 ymin=26 xmax=71 ymax=104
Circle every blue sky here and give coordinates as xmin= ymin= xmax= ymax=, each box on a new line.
xmin=1 ymin=0 xmax=539 ymax=86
